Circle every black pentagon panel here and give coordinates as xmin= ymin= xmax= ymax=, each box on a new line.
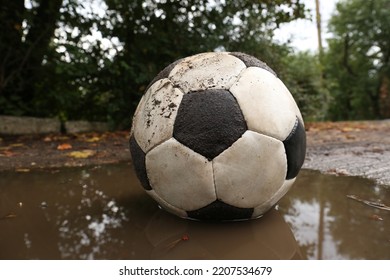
xmin=283 ymin=117 xmax=306 ymax=179
xmin=229 ymin=52 xmax=276 ymax=76
xmin=145 ymin=58 xmax=183 ymax=91
xmin=173 ymin=89 xmax=247 ymax=160
xmin=129 ymin=135 xmax=152 ymax=190
xmin=187 ymin=200 xmax=254 ymax=221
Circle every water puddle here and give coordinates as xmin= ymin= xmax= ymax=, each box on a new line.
xmin=0 ymin=164 xmax=389 ymax=259
xmin=279 ymin=170 xmax=390 ymax=259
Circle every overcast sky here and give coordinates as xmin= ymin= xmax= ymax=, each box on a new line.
xmin=274 ymin=0 xmax=338 ymax=52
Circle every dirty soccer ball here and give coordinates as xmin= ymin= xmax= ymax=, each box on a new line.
xmin=129 ymin=52 xmax=306 ymax=221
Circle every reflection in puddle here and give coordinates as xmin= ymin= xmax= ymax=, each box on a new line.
xmin=145 ymin=208 xmax=301 ymax=260
xmin=279 ymin=170 xmax=390 ymax=259
xmin=0 ymin=164 xmax=389 ymax=259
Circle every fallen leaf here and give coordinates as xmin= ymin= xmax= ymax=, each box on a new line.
xmin=181 ymin=234 xmax=189 ymax=241
xmin=0 ymin=213 xmax=17 ymax=220
xmin=164 ymin=235 xmax=189 ymax=251
xmin=370 ymin=214 xmax=383 ymax=221
xmin=9 ymin=143 xmax=25 ymax=148
xmin=54 ymin=135 xmax=70 ymax=141
xmin=341 ymin=127 xmax=360 ymax=132
xmin=327 ymin=168 xmax=349 ymax=176
xmin=85 ymin=136 xmax=102 ymax=143
xmin=43 ymin=136 xmax=52 ymax=142
xmin=16 ymin=168 xmax=30 ymax=173
xmin=67 ymin=150 xmax=96 ymax=159
xmin=57 ymin=143 xmax=72 ymax=150
xmin=0 ymin=150 xmax=16 ymax=157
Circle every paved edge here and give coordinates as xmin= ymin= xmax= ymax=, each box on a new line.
xmin=0 ymin=115 xmax=111 ymax=135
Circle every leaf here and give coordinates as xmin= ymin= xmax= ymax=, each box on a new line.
xmin=67 ymin=150 xmax=96 ymax=158
xmin=370 ymin=214 xmax=383 ymax=221
xmin=85 ymin=136 xmax=102 ymax=143
xmin=55 ymin=136 xmax=70 ymax=141
xmin=327 ymin=168 xmax=349 ymax=176
xmin=164 ymin=235 xmax=189 ymax=252
xmin=57 ymin=143 xmax=72 ymax=150
xmin=43 ymin=136 xmax=53 ymax=142
xmin=16 ymin=168 xmax=30 ymax=173
xmin=340 ymin=127 xmax=359 ymax=132
xmin=181 ymin=234 xmax=189 ymax=241
xmin=9 ymin=143 xmax=25 ymax=148
xmin=0 ymin=213 xmax=17 ymax=220
xmin=0 ymin=150 xmax=16 ymax=157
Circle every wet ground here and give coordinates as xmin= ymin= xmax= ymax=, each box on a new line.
xmin=1 ymin=120 xmax=390 ymax=187
xmin=1 ymin=164 xmax=389 ymax=260
xmin=304 ymin=120 xmax=390 ymax=186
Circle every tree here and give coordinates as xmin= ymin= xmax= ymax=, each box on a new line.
xmin=0 ymin=0 xmax=63 ymax=115
xmin=324 ymin=0 xmax=390 ymax=120
xmin=97 ymin=0 xmax=309 ymax=125
xmin=0 ymin=0 xmax=116 ymax=121
xmin=280 ymin=51 xmax=330 ymax=121
xmin=0 ymin=0 xmax=311 ymax=126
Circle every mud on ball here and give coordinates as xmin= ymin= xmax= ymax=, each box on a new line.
xmin=129 ymin=52 xmax=306 ymax=221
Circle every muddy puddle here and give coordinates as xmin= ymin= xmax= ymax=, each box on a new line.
xmin=0 ymin=164 xmax=389 ymax=260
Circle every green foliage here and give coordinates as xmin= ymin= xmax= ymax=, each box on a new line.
xmin=280 ymin=51 xmax=330 ymax=121
xmin=1 ymin=0 xmax=313 ymax=127
xmin=98 ymin=0 xmax=309 ymax=126
xmin=323 ymin=0 xmax=390 ymax=120
xmin=0 ymin=0 xmax=63 ymax=114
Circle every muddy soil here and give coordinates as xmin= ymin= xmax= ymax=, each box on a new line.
xmin=1 ymin=120 xmax=389 ymax=185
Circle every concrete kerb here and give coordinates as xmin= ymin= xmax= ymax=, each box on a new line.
xmin=64 ymin=120 xmax=110 ymax=134
xmin=0 ymin=115 xmax=110 ymax=135
xmin=0 ymin=115 xmax=61 ymax=135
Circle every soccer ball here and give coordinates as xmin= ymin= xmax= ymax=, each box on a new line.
xmin=129 ymin=52 xmax=306 ymax=221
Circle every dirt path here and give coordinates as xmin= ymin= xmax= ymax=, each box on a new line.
xmin=1 ymin=120 xmax=390 ymax=185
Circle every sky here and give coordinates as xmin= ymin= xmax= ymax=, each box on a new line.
xmin=274 ymin=0 xmax=338 ymax=52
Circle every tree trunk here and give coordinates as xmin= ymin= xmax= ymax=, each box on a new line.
xmin=0 ymin=0 xmax=25 ymax=96
xmin=379 ymin=76 xmax=390 ymax=118
xmin=21 ymin=0 xmax=63 ymax=106
xmin=315 ymin=0 xmax=323 ymax=57
xmin=0 ymin=0 xmax=63 ymax=114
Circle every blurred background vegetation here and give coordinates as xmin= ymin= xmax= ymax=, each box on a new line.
xmin=0 ymin=0 xmax=389 ymax=128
